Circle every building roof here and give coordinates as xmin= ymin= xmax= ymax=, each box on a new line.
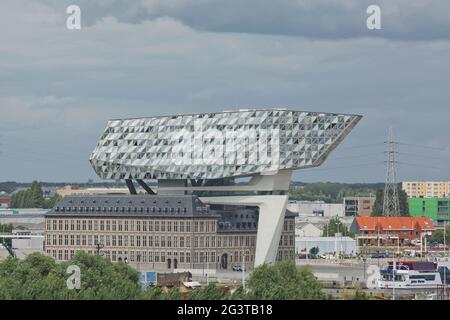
xmin=45 ymin=195 xmax=220 ymax=218
xmin=353 ymin=216 xmax=435 ymax=231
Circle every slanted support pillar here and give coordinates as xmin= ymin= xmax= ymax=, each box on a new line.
xmin=200 ymin=195 xmax=289 ymax=267
xmin=125 ymin=179 xmax=137 ymax=195
xmin=136 ymin=179 xmax=156 ymax=195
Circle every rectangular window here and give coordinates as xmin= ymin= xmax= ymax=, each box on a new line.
xmin=142 ymin=220 xmax=147 ymax=232
xmin=186 ymin=221 xmax=191 ymax=232
xmin=186 ymin=236 xmax=191 ymax=248
xmin=143 ymin=236 xmax=147 ymax=247
xmin=180 ymin=237 xmax=185 ymax=248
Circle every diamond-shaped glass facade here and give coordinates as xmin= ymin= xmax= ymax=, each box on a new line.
xmin=90 ymin=109 xmax=361 ymax=180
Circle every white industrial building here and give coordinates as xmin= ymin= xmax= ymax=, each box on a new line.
xmin=295 ymin=222 xmax=323 ymax=238
xmin=296 ymin=236 xmax=356 ymax=256
xmin=287 ymin=200 xmax=345 ymax=217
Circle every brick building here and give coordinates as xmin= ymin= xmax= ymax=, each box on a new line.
xmin=350 ymin=216 xmax=435 ymax=246
xmin=44 ymin=195 xmax=295 ymax=271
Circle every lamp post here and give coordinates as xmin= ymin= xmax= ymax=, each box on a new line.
xmin=137 ymin=254 xmax=141 ymax=272
xmin=444 ymin=220 xmax=448 ymax=299
xmin=242 ymin=250 xmax=246 ymax=292
xmin=95 ymin=241 xmax=104 ymax=256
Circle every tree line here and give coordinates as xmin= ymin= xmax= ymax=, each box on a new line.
xmin=0 ymin=252 xmax=333 ymax=300
xmin=10 ymin=181 xmax=61 ymax=209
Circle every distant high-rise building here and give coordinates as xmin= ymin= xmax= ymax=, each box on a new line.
xmin=343 ymin=196 xmax=375 ymax=216
xmin=402 ymin=181 xmax=450 ymax=198
xmin=408 ymin=197 xmax=450 ymax=226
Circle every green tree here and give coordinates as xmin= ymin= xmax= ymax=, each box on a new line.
xmin=43 ymin=194 xmax=62 ymax=209
xmin=29 ymin=181 xmax=44 ymax=208
xmin=309 ymin=246 xmax=319 ymax=256
xmin=144 ymin=286 xmax=165 ymax=300
xmin=352 ymin=287 xmax=369 ymax=300
xmin=10 ymin=181 xmax=46 ymax=209
xmin=322 ymin=217 xmax=352 ymax=238
xmin=0 ymin=251 xmax=144 ymax=300
xmin=371 ymin=189 xmax=384 ymax=216
xmin=230 ymin=286 xmax=247 ymax=299
xmin=371 ymin=188 xmax=409 ymax=216
xmin=428 ymin=225 xmax=450 ymax=244
xmin=162 ymin=287 xmax=182 ymax=300
xmin=247 ymin=261 xmax=327 ymax=300
xmin=0 ymin=223 xmax=13 ymax=247
xmin=188 ymin=283 xmax=229 ymax=300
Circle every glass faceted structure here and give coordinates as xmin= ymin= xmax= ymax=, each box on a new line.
xmin=90 ymin=109 xmax=362 ymax=180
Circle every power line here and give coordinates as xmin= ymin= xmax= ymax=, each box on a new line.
xmin=330 ymin=152 xmax=385 ymax=160
xmin=398 ymin=142 xmax=449 ymax=151
xmin=398 ymin=152 xmax=450 ymax=163
xmin=399 ymin=162 xmax=450 ymax=172
xmin=338 ymin=142 xmax=385 ymax=150
xmin=305 ymin=162 xmax=384 ymax=171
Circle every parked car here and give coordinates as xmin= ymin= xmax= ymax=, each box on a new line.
xmin=232 ymin=266 xmax=246 ymax=272
xmin=370 ymin=252 xmax=386 ymax=259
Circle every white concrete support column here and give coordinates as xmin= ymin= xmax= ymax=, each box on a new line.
xmin=200 ymin=194 xmax=289 ymax=267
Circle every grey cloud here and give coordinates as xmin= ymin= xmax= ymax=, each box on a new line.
xmin=37 ymin=0 xmax=450 ymax=40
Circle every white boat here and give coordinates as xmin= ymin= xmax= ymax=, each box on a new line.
xmin=377 ymin=260 xmax=450 ymax=289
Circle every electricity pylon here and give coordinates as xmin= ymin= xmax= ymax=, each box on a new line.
xmin=382 ymin=127 xmax=400 ymax=216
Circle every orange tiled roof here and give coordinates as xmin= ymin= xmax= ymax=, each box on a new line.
xmin=354 ymin=216 xmax=434 ymax=231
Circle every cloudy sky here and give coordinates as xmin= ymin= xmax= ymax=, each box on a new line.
xmin=1 ymin=0 xmax=449 ymax=183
